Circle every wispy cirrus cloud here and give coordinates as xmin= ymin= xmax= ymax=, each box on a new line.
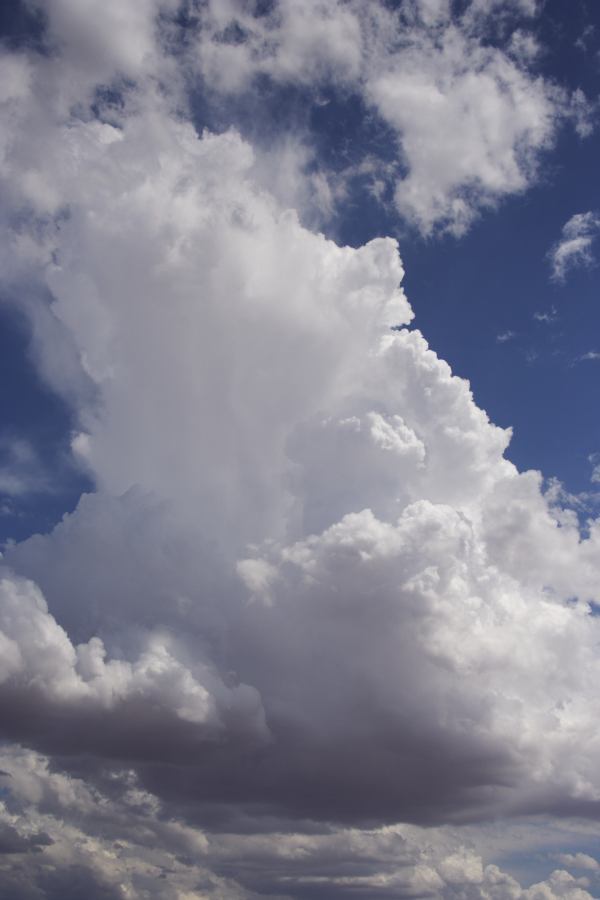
xmin=549 ymin=211 xmax=600 ymax=282
xmin=497 ymin=330 xmax=517 ymax=342
xmin=534 ymin=306 xmax=558 ymax=323
xmin=574 ymin=350 xmax=600 ymax=362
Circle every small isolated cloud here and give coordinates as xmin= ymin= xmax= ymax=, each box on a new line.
xmin=590 ymin=454 xmax=600 ymax=485
xmin=575 ymin=351 xmax=600 ymax=363
xmin=569 ymin=88 xmax=596 ymax=138
xmin=549 ymin=211 xmax=600 ymax=282
xmin=525 ymin=347 xmax=539 ymax=364
xmin=534 ymin=306 xmax=558 ymax=324
xmin=496 ymin=330 xmax=516 ymax=343
xmin=575 ymin=24 xmax=597 ymax=55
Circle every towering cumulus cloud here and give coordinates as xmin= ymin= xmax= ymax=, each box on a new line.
xmin=0 ymin=1 xmax=599 ymax=898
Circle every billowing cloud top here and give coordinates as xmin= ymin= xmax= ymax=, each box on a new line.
xmin=0 ymin=1 xmax=599 ymax=898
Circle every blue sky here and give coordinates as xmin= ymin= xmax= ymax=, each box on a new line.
xmin=3 ymin=2 xmax=600 ymax=899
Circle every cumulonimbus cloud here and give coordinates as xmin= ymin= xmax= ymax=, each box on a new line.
xmin=0 ymin=1 xmax=599 ymax=897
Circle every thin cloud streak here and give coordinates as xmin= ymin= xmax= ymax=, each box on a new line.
xmin=549 ymin=211 xmax=600 ymax=282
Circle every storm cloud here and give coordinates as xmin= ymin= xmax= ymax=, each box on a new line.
xmin=0 ymin=1 xmax=599 ymax=897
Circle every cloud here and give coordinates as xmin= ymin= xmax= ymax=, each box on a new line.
xmin=0 ymin=568 xmax=268 ymax=760
xmin=549 ymin=211 xmax=600 ymax=282
xmin=0 ymin=435 xmax=76 ymax=501
xmin=0 ymin=438 xmax=46 ymax=498
xmin=589 ymin=454 xmax=600 ymax=486
xmin=557 ymin=853 xmax=600 ymax=872
xmin=575 ymin=351 xmax=600 ymax=363
xmin=1 ymin=744 xmax=600 ymax=899
xmin=190 ymin=0 xmax=580 ymax=235
xmin=0 ymin=745 xmax=249 ymax=900
xmin=0 ymin=1 xmax=600 ymax=896
xmin=364 ymin=19 xmax=561 ymax=235
xmin=6 ymin=318 xmax=600 ymax=831
xmin=569 ymin=88 xmax=596 ymax=139
xmin=534 ymin=307 xmax=558 ymax=324
xmin=30 ymin=0 xmax=180 ymax=84
xmin=466 ymin=0 xmax=540 ymax=18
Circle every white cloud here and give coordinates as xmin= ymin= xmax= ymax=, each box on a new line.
xmin=534 ymin=307 xmax=558 ymax=324
xmin=549 ymin=211 xmax=600 ymax=282
xmin=3 ymin=36 xmax=600 ymax=824
xmin=508 ymin=29 xmax=542 ymax=65
xmin=195 ymin=0 xmax=364 ymax=93
xmin=569 ymin=88 xmax=596 ymax=139
xmin=467 ymin=0 xmax=539 ymax=16
xmin=557 ymin=853 xmax=600 ymax=872
xmin=0 ymin=2 xmax=600 ymax=896
xmin=365 ymin=21 xmax=560 ymax=235
xmin=31 ymin=0 xmax=180 ymax=84
xmin=191 ymin=0 xmax=577 ymax=235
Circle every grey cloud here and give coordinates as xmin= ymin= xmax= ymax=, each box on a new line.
xmin=0 ymin=745 xmax=598 ymax=900
xmin=37 ymin=868 xmax=124 ymax=900
xmin=0 ymin=822 xmax=52 ymax=855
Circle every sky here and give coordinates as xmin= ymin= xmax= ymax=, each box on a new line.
xmin=1 ymin=0 xmax=600 ymax=898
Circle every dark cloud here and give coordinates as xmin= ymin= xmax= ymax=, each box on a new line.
xmin=0 ymin=822 xmax=52 ymax=855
